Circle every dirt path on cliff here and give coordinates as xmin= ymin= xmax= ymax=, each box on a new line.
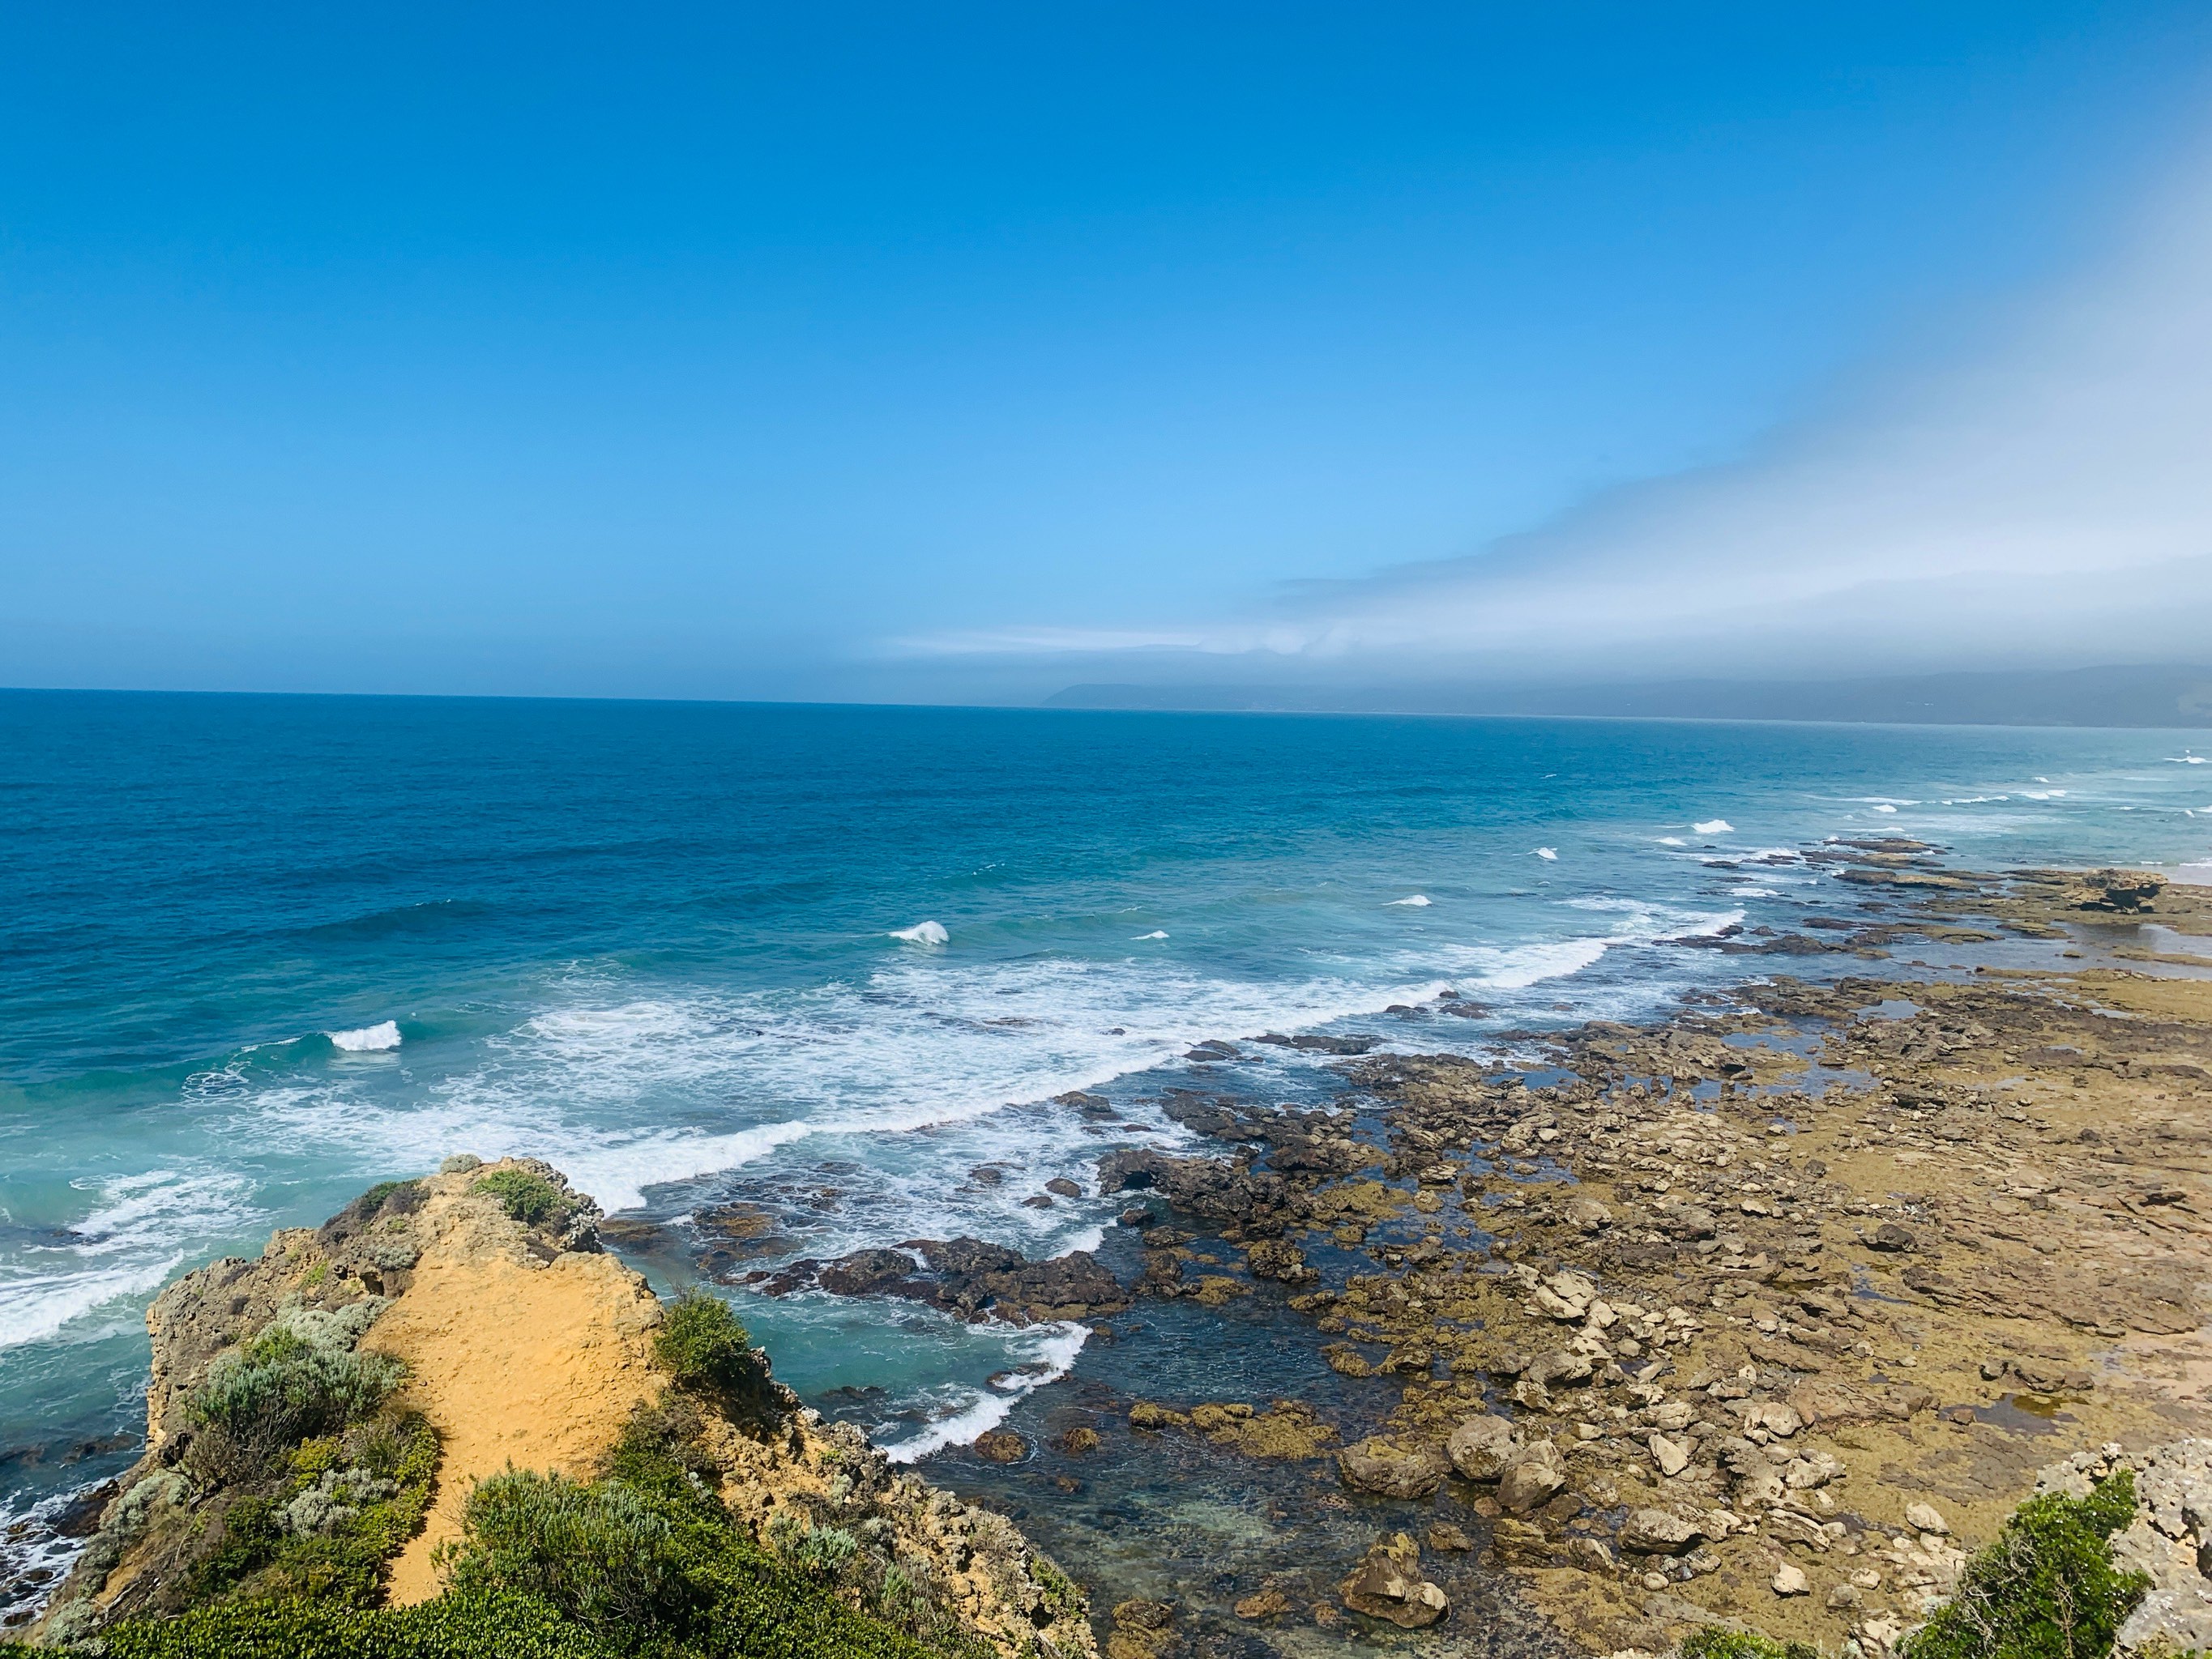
xmin=365 ymin=1171 xmax=666 ymax=1603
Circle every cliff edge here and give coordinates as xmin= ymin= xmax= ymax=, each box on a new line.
xmin=28 ymin=1156 xmax=1095 ymax=1659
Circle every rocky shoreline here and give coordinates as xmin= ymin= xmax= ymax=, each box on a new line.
xmin=18 ymin=842 xmax=2212 ymax=1658
xmin=727 ymin=848 xmax=2212 ymax=1657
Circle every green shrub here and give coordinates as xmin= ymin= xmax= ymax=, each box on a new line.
xmin=98 ymin=1590 xmax=602 ymax=1658
xmin=186 ymin=1327 xmax=404 ymax=1475
xmin=1901 ymin=1471 xmax=2150 ymax=1659
xmin=652 ymin=1291 xmax=771 ymax=1404
xmin=436 ymin=1469 xmax=692 ymax=1634
xmin=189 ymin=1414 xmax=440 ymax=1608
xmin=88 ymin=1397 xmax=981 ymax=1659
xmin=472 ymin=1169 xmax=563 ymax=1226
xmin=1682 ymin=1632 xmax=1818 ymax=1659
xmin=767 ymin=1514 xmax=858 ymax=1580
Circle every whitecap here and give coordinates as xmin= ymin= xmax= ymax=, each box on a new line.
xmin=1693 ymin=819 xmax=1733 ymax=835
xmin=880 ymin=1321 xmax=1089 ymax=1463
xmin=1131 ymin=930 xmax=1168 ymax=940
xmin=1 ymin=1168 xmax=258 ymax=1352
xmin=1870 ymin=804 xmax=1897 ymax=815
xmin=889 ymin=920 xmax=949 ymax=945
xmin=1387 ymin=895 xmax=1432 ymax=906
xmin=1534 ymin=848 xmax=1558 ymax=861
xmin=1657 ymin=836 xmax=1685 ymax=847
xmin=328 ymin=1020 xmax=401 ymax=1051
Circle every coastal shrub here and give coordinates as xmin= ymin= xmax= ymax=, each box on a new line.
xmin=95 ymin=1590 xmax=602 ymax=1658
xmin=435 ymin=1469 xmax=693 ymax=1634
xmin=767 ymin=1514 xmax=859 ymax=1580
xmin=186 ymin=1326 xmax=405 ymax=1475
xmin=472 ymin=1168 xmax=563 ymax=1226
xmin=1682 ymin=1633 xmax=1818 ymax=1659
xmin=653 ymin=1291 xmax=771 ymax=1405
xmin=1901 ymin=1471 xmax=2150 ymax=1659
xmin=189 ymin=1413 xmax=440 ymax=1607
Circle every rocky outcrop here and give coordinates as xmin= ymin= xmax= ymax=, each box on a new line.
xmin=751 ymin=1235 xmax=1129 ymax=1324
xmin=1339 ymin=1533 xmax=1449 ymax=1629
xmin=30 ymin=1158 xmax=1096 ymax=1659
xmin=2044 ymin=1441 xmax=2212 ymax=1656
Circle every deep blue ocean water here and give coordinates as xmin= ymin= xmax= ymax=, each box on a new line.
xmin=3 ymin=690 xmax=2210 ymax=1600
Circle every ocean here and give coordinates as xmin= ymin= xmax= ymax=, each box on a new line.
xmin=2 ymin=689 xmax=2209 ymax=1608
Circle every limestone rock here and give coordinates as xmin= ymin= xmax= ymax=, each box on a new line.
xmin=1339 ymin=1436 xmax=1450 ymax=1499
xmin=1905 ymin=1501 xmax=1949 ymax=1535
xmin=1445 ymin=1413 xmax=1518 ymax=1480
xmin=1620 ymin=1507 xmax=1705 ymax=1555
xmin=1498 ymin=1442 xmax=1565 ymax=1515
xmin=1340 ymin=1533 xmax=1450 ymax=1629
xmin=1773 ymin=1561 xmax=1808 ymax=1597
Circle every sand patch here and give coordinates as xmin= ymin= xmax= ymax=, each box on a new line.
xmin=366 ymin=1173 xmax=665 ymax=1604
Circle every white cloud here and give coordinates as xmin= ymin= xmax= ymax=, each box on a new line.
xmin=908 ymin=151 xmax=2212 ymax=682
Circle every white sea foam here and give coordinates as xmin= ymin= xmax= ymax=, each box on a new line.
xmin=1693 ymin=819 xmax=1733 ymax=835
xmin=1535 ymin=847 xmax=1558 ymax=860
xmin=1657 ymin=836 xmax=1685 ymax=846
xmin=2167 ymin=754 xmax=2206 ymax=765
xmin=879 ymin=1321 xmax=1089 ymax=1463
xmin=889 ymin=920 xmax=949 ymax=945
xmin=1387 ymin=895 xmax=1432 ymax=906
xmin=1870 ymin=804 xmax=1898 ymax=814
xmin=1132 ymin=930 xmax=1168 ymax=939
xmin=0 ymin=1169 xmax=258 ymax=1352
xmin=329 ymin=1020 xmax=401 ymax=1051
xmin=2020 ymin=789 xmax=2069 ymax=800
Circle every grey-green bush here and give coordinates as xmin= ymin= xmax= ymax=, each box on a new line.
xmin=436 ymin=1469 xmax=690 ymax=1634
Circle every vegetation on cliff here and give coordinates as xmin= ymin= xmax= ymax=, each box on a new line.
xmin=21 ymin=1166 xmax=1080 ymax=1659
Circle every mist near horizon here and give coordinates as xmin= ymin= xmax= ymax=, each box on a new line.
xmin=6 ymin=6 xmax=2212 ymax=706
xmin=916 ymin=145 xmax=2212 ymax=700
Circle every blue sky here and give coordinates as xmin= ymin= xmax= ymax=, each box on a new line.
xmin=5 ymin=3 xmax=2210 ymax=698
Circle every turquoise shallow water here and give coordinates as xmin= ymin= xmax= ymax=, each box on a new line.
xmin=2 ymin=690 xmax=2209 ymax=1606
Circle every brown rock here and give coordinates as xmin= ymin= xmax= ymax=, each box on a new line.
xmin=1059 ymin=1427 xmax=1102 ymax=1455
xmin=973 ymin=1430 xmax=1028 ymax=1462
xmin=1497 ymin=1443 xmax=1565 ymax=1514
xmin=1619 ymin=1507 xmax=1704 ymax=1555
xmin=1339 ymin=1533 xmax=1450 ymax=1629
xmin=1339 ymin=1436 xmax=1451 ymax=1499
xmin=1445 ymin=1413 xmax=1518 ymax=1480
xmin=1233 ymin=1588 xmax=1291 ymax=1620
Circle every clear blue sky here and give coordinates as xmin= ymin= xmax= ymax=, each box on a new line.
xmin=4 ymin=3 xmax=2209 ymax=698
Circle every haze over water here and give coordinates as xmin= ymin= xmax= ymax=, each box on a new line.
xmin=4 ymin=690 xmax=2210 ymax=1590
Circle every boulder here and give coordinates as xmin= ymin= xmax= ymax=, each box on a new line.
xmin=1620 ymin=1507 xmax=1705 ymax=1555
xmin=1339 ymin=1533 xmax=1450 ymax=1629
xmin=1339 ymin=1437 xmax=1450 ymax=1500
xmin=1773 ymin=1561 xmax=1808 ymax=1597
xmin=1498 ymin=1444 xmax=1565 ymax=1515
xmin=1445 ymin=1414 xmax=1518 ymax=1481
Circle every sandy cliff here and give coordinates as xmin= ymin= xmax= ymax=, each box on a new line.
xmin=32 ymin=1157 xmax=1095 ymax=1657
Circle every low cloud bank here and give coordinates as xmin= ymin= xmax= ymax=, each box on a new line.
xmin=905 ymin=152 xmax=2212 ymax=689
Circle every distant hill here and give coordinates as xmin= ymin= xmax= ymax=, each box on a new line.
xmin=1043 ymin=664 xmax=2212 ymax=728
